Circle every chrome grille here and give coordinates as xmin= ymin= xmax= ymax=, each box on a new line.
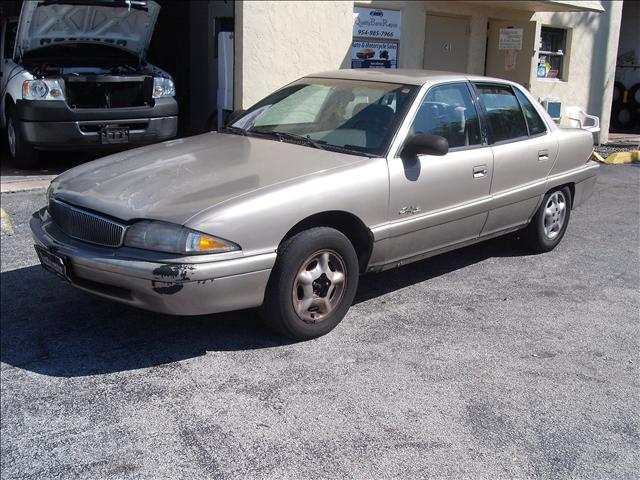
xmin=49 ymin=199 xmax=126 ymax=247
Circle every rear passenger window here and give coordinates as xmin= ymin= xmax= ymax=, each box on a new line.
xmin=514 ymin=88 xmax=547 ymax=135
xmin=409 ymin=83 xmax=481 ymax=149
xmin=476 ymin=84 xmax=528 ymax=143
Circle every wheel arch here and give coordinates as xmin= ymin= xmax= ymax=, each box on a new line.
xmin=280 ymin=210 xmax=374 ymax=273
xmin=2 ymin=94 xmax=15 ymax=128
xmin=547 ymin=182 xmax=575 ymax=207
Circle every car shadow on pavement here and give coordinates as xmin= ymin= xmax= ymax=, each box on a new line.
xmin=354 ymin=233 xmax=528 ymax=304
xmin=1 ymin=234 xmax=530 ymax=377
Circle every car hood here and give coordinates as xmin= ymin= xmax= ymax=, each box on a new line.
xmin=50 ymin=132 xmax=367 ymax=225
xmin=16 ymin=0 xmax=160 ymax=59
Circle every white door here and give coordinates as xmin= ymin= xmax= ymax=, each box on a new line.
xmin=423 ymin=15 xmax=470 ymax=73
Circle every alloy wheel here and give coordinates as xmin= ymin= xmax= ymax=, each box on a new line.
xmin=543 ymin=191 xmax=567 ymax=240
xmin=292 ymin=249 xmax=347 ymax=323
xmin=7 ymin=117 xmax=16 ymax=158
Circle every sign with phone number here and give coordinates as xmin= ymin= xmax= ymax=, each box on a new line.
xmin=353 ymin=7 xmax=401 ymax=40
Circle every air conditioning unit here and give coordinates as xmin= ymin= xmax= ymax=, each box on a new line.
xmin=542 ymin=97 xmax=562 ymax=121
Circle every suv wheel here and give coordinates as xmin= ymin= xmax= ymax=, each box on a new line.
xmin=522 ymin=186 xmax=572 ymax=253
xmin=260 ymin=227 xmax=359 ymax=340
xmin=6 ymin=108 xmax=38 ymax=170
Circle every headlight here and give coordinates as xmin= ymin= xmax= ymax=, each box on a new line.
xmin=152 ymin=77 xmax=176 ymax=98
xmin=22 ymin=79 xmax=65 ymax=101
xmin=124 ymin=221 xmax=239 ymax=254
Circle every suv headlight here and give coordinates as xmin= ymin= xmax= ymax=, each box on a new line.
xmin=22 ymin=79 xmax=65 ymax=101
xmin=124 ymin=221 xmax=239 ymax=254
xmin=152 ymin=77 xmax=176 ymax=98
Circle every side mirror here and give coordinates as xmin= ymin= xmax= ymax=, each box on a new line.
xmin=400 ymin=133 xmax=449 ymax=160
xmin=226 ymin=109 xmax=246 ymax=125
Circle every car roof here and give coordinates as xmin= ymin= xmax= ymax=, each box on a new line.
xmin=308 ymin=69 xmax=511 ymax=86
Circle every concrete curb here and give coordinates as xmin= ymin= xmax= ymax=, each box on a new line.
xmin=0 ymin=208 xmax=14 ymax=235
xmin=603 ymin=151 xmax=640 ymax=164
xmin=593 ymin=150 xmax=640 ymax=165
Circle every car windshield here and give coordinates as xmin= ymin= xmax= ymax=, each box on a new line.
xmin=231 ymin=78 xmax=418 ymax=157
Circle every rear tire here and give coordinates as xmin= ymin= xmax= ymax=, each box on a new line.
xmin=522 ymin=186 xmax=572 ymax=253
xmin=6 ymin=107 xmax=39 ymax=170
xmin=260 ymin=227 xmax=359 ymax=340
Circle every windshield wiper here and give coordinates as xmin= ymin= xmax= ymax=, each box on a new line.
xmin=220 ymin=126 xmax=248 ymax=136
xmin=319 ymin=143 xmax=373 ymax=157
xmin=256 ymin=131 xmax=325 ymax=150
xmin=223 ymin=128 xmax=370 ymax=157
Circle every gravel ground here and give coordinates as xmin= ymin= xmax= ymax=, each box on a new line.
xmin=595 ymin=144 xmax=639 ymax=158
xmin=1 ymin=165 xmax=639 ymax=479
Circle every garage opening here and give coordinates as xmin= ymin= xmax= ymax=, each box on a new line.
xmin=610 ymin=0 xmax=640 ymax=136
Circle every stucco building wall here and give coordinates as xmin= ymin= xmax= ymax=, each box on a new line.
xmin=234 ymin=0 xmax=353 ymax=109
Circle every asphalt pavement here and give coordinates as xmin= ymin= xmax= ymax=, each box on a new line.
xmin=1 ymin=165 xmax=638 ymax=479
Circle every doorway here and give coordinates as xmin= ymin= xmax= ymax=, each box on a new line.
xmin=423 ymin=15 xmax=470 ymax=73
xmin=485 ymin=19 xmax=536 ymax=88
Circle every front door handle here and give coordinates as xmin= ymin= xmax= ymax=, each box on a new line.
xmin=538 ymin=150 xmax=549 ymax=161
xmin=473 ymin=165 xmax=488 ymax=178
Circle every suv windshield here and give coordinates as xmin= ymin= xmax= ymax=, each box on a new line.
xmin=231 ymin=78 xmax=418 ymax=157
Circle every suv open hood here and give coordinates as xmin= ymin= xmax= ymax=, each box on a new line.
xmin=16 ymin=0 xmax=160 ymax=60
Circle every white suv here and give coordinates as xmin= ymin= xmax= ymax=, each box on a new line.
xmin=0 ymin=0 xmax=177 ymax=168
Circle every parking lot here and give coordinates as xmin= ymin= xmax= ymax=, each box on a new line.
xmin=1 ymin=164 xmax=638 ymax=479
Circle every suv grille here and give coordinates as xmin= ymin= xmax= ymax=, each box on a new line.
xmin=49 ymin=199 xmax=126 ymax=248
xmin=65 ymin=76 xmax=153 ymax=109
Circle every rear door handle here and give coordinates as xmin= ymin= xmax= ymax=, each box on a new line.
xmin=538 ymin=150 xmax=549 ymax=161
xmin=473 ymin=165 xmax=488 ymax=178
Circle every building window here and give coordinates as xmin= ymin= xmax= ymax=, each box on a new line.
xmin=537 ymin=27 xmax=567 ymax=79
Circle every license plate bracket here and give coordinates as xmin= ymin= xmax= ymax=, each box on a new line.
xmin=100 ymin=126 xmax=130 ymax=144
xmin=35 ymin=245 xmax=70 ymax=281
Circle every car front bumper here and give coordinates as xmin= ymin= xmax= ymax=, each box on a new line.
xmin=30 ymin=208 xmax=275 ymax=316
xmin=15 ymin=98 xmax=178 ymax=150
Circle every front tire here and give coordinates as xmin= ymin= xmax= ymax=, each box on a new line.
xmin=260 ymin=227 xmax=359 ymax=340
xmin=522 ymin=186 xmax=572 ymax=253
xmin=6 ymin=108 xmax=39 ymax=170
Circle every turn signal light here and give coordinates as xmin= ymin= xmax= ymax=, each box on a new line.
xmin=197 ymin=236 xmax=227 ymax=251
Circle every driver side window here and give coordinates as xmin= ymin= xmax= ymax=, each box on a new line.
xmin=409 ymin=83 xmax=482 ymax=149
